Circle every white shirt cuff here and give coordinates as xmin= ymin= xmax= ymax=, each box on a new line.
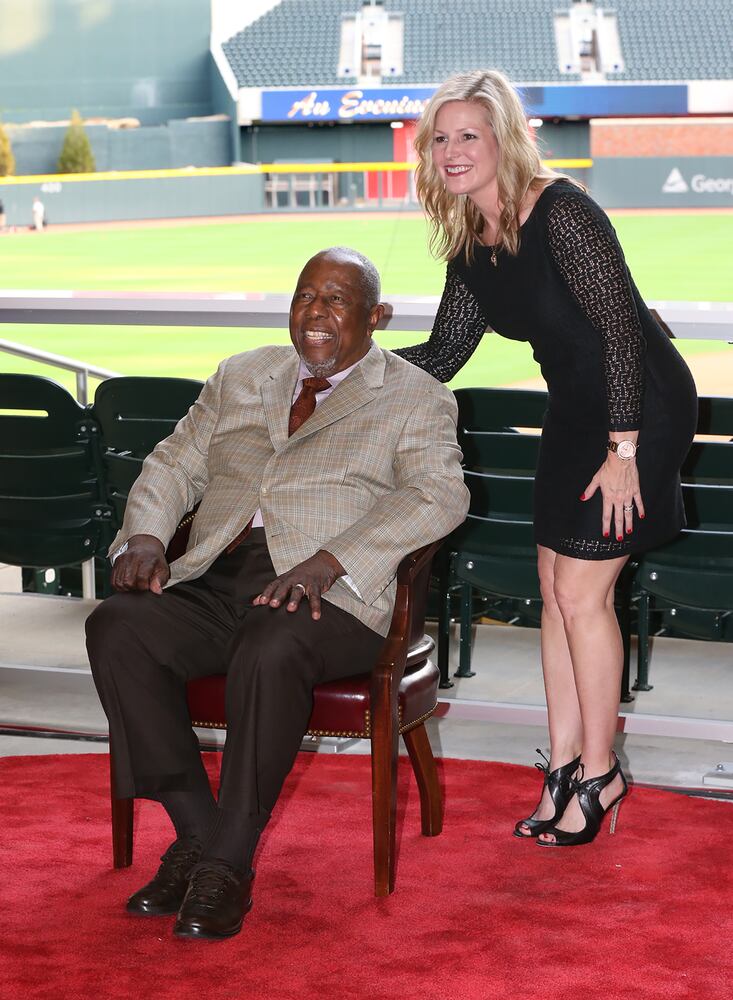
xmin=110 ymin=542 xmax=128 ymax=564
xmin=341 ymin=573 xmax=362 ymax=600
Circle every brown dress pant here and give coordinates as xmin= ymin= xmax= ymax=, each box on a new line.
xmin=85 ymin=530 xmax=384 ymax=832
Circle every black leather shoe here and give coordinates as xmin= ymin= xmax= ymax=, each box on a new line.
xmin=126 ymin=838 xmax=202 ymax=917
xmin=173 ymin=861 xmax=254 ymax=940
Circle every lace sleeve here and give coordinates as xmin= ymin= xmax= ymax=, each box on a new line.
xmin=392 ymin=265 xmax=488 ymax=383
xmin=547 ymin=192 xmax=646 ymax=430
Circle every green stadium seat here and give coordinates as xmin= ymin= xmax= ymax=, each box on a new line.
xmin=92 ymin=376 xmax=204 ymax=530
xmin=636 ymin=525 xmax=733 ymax=688
xmin=633 ymin=395 xmax=733 ymax=689
xmin=435 ymin=387 xmax=547 ymax=685
xmin=0 ymin=373 xmax=111 ymax=596
xmin=439 ymin=386 xmax=635 ymax=699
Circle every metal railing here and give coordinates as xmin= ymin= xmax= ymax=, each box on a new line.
xmin=1 ymin=291 xmax=731 ymax=407
xmin=1 ymin=290 xmax=732 ymax=355
xmin=0 ymin=338 xmax=120 ymax=404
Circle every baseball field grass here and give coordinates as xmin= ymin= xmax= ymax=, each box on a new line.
xmin=1 ymin=211 xmax=731 ymax=392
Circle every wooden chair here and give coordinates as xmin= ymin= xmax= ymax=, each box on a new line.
xmin=110 ymin=540 xmax=444 ymax=897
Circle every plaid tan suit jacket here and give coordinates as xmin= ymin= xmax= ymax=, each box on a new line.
xmin=109 ymin=343 xmax=469 ymax=636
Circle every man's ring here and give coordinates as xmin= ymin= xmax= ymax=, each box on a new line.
xmin=293 ymin=583 xmax=306 ymax=594
xmin=623 ymin=504 xmax=633 ymax=513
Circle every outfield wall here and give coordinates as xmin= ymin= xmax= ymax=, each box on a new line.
xmin=5 ymin=118 xmax=233 ymax=177
xmin=593 ymin=156 xmax=733 ymax=208
xmin=2 ymin=156 xmax=732 ymax=226
xmin=0 ymin=173 xmax=262 ymax=227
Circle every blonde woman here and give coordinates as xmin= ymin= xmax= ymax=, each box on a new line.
xmin=394 ymin=71 xmax=697 ymax=846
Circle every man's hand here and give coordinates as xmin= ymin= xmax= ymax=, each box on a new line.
xmin=111 ymin=534 xmax=170 ymax=594
xmin=252 ymin=550 xmax=346 ymax=620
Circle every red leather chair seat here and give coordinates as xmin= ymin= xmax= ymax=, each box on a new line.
xmin=187 ymin=636 xmax=438 ymax=740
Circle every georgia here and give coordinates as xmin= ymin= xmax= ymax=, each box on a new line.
xmin=691 ymin=173 xmax=733 ymax=194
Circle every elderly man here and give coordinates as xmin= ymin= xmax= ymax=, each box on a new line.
xmin=86 ymin=247 xmax=468 ymax=940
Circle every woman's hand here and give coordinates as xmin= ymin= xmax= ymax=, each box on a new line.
xmin=581 ymin=453 xmax=645 ymax=540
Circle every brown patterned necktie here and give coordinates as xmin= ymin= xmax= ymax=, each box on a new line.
xmin=288 ymin=376 xmax=332 ymax=436
xmin=227 ymin=375 xmax=331 ymax=554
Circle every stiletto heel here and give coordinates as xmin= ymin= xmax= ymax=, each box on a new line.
xmin=513 ymin=750 xmax=582 ymax=839
xmin=609 ymin=797 xmax=623 ymax=835
xmin=537 ymin=751 xmax=628 ymax=848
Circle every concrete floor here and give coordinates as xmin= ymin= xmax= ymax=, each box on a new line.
xmin=1 ymin=590 xmax=732 ymax=795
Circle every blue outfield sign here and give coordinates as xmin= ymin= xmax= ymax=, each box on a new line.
xmin=258 ymin=84 xmax=688 ymax=123
xmin=261 ymin=88 xmax=434 ymax=122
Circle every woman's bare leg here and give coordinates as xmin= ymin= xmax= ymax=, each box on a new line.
xmin=538 ymin=552 xmax=628 ymax=842
xmin=516 ymin=545 xmax=583 ymax=834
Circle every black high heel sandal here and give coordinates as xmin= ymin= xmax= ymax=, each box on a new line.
xmin=513 ymin=750 xmax=582 ymax=839
xmin=536 ymin=752 xmax=628 ymax=848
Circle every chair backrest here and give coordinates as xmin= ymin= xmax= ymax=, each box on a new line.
xmin=455 ymin=387 xmax=546 ymax=477
xmin=0 ymin=373 xmax=108 ymax=568
xmin=448 ymin=387 xmax=541 ymax=603
xmin=454 ymin=390 xmax=537 ymax=545
xmin=93 ymin=376 xmax=204 ymax=456
xmin=682 ymin=395 xmax=733 ymax=485
xmin=682 ymin=441 xmax=733 ymax=484
xmin=682 ymin=482 xmax=733 ymax=531
xmin=464 ymin=470 xmax=534 ymax=522
xmin=695 ymin=395 xmax=733 ymax=437
xmin=450 ymin=387 xmax=542 ymax=593
xmin=455 ymin=387 xmax=548 ymax=432
xmin=92 ymin=376 xmax=204 ymax=527
xmin=0 ymin=372 xmax=91 ymax=449
xmin=639 ymin=459 xmax=733 ymax=613
xmin=641 ymin=393 xmax=733 ymax=604
xmin=461 ymin=431 xmax=541 ymax=476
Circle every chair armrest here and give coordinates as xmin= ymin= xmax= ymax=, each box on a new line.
xmin=164 ymin=504 xmax=200 ymax=563
xmin=372 ymin=538 xmax=444 ymax=688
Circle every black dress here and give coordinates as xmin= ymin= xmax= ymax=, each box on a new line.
xmin=394 ymin=179 xmax=698 ymax=560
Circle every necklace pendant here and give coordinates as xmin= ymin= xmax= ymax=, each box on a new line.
xmin=490 ymin=247 xmax=498 ymax=266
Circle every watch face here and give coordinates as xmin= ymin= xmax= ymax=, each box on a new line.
xmin=617 ymin=440 xmax=636 ymax=460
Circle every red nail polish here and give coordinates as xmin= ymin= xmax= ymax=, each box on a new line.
xmin=639 ymin=513 xmax=645 ymax=519
xmin=626 ymin=527 xmax=633 ymax=534
xmin=617 ymin=535 xmax=623 ymax=541
xmin=579 ymin=493 xmax=586 ymax=501
xmin=603 ymin=531 xmax=610 ymax=538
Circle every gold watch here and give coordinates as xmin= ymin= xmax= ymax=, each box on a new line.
xmin=607 ymin=439 xmax=638 ymax=460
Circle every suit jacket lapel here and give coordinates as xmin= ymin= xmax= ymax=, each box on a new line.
xmin=260 ymin=353 xmax=300 ymax=452
xmin=287 ymin=344 xmax=387 ymax=444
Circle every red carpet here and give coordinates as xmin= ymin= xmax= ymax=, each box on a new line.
xmin=1 ymin=752 xmax=731 ymax=1000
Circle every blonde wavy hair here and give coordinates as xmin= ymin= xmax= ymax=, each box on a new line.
xmin=415 ymin=70 xmax=572 ymax=261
